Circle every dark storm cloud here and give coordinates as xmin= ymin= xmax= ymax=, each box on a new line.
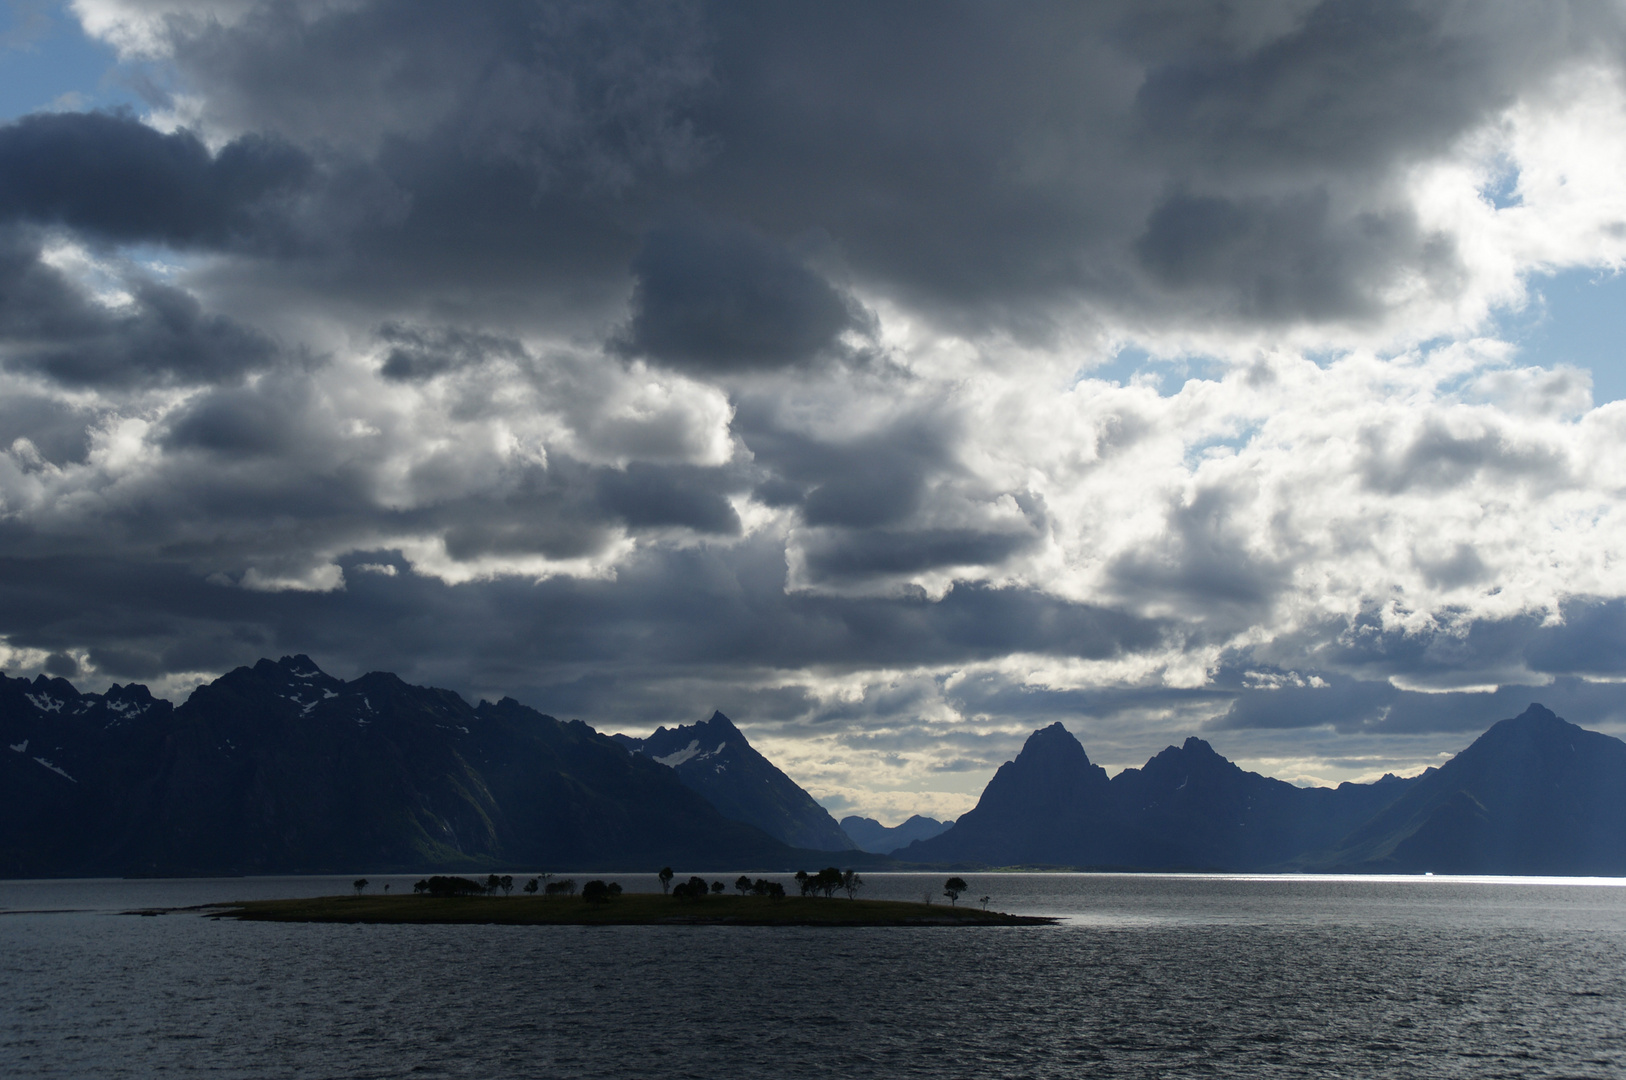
xmin=0 ymin=232 xmax=277 ymax=387
xmin=797 ymin=528 xmax=1038 ymax=585
xmin=0 ymin=534 xmax=1167 ymax=701
xmin=85 ymin=0 xmax=1617 ymax=333
xmin=1212 ymin=671 xmax=1626 ymax=738
xmin=595 ymin=462 xmax=742 ymax=535
xmin=1133 ymin=190 xmax=1461 ymax=323
xmin=0 ymin=111 xmax=310 ymax=248
xmin=0 ymin=394 xmax=98 ymax=467
xmin=376 ymin=323 xmax=527 ymax=382
xmin=161 ymin=378 xmax=309 ymax=458
xmin=1127 ymin=0 xmax=1608 ymax=172
xmin=617 ymin=219 xmax=864 ymax=372
xmin=736 ymin=410 xmax=956 ymax=530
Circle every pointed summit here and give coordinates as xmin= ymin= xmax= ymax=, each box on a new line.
xmin=620 ymin=711 xmax=854 ymax=852
xmin=903 ymin=722 xmax=1115 ymax=866
xmin=703 ymin=710 xmax=741 ymax=733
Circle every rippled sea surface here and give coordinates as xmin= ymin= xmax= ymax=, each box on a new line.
xmin=4 ymin=873 xmax=1624 ymax=1078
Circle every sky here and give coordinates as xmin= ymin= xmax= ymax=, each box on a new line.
xmin=7 ymin=1 xmax=1626 ymax=824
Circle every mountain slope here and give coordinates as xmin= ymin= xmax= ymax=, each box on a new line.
xmin=614 ymin=711 xmax=855 ymax=852
xmin=840 ymin=814 xmax=954 ymax=854
xmin=902 ymin=723 xmax=1118 ymax=865
xmin=0 ymin=657 xmax=805 ymax=875
xmin=1319 ymin=704 xmax=1626 ymax=874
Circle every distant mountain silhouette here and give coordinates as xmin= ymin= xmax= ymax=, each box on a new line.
xmin=840 ymin=814 xmax=954 ymax=854
xmin=903 ymin=723 xmax=1117 ymax=865
xmin=613 ymin=711 xmax=854 ymax=851
xmin=0 ymin=657 xmax=817 ymax=876
xmin=902 ymin=704 xmax=1626 ymax=874
xmin=1320 ymin=704 xmax=1626 ymax=874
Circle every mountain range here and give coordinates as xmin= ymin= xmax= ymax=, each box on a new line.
xmin=0 ymin=656 xmax=854 ymax=876
xmin=4 ymin=655 xmax=1623 ymax=877
xmin=840 ymin=814 xmax=955 ymax=854
xmin=903 ymin=704 xmax=1626 ymax=874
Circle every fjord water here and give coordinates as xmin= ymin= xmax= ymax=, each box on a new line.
xmin=4 ymin=875 xmax=1624 ymax=1078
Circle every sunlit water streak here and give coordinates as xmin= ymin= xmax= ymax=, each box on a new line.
xmin=3 ymin=874 xmax=1623 ymax=1078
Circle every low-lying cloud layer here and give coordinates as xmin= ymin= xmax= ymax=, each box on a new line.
xmin=4 ymin=0 xmax=1626 ymax=819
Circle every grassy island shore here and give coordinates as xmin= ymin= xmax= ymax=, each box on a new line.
xmin=203 ymin=894 xmax=1056 ymax=927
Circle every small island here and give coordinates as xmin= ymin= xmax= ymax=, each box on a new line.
xmin=204 ymin=873 xmax=1056 ymax=927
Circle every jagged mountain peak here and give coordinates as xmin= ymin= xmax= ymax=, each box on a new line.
xmin=620 ymin=710 xmax=853 ymax=852
xmin=1014 ymin=721 xmax=1091 ymax=761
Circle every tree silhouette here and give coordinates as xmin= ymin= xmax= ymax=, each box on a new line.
xmin=841 ymin=870 xmax=864 ymax=900
xmin=658 ymin=867 xmax=674 ymax=895
xmin=523 ymin=877 xmax=539 ymax=895
xmin=672 ymin=875 xmax=711 ymax=899
xmin=582 ymin=880 xmax=611 ymax=904
xmin=422 ymin=876 xmax=484 ymax=897
xmin=943 ymin=877 xmax=968 ymax=905
xmin=814 ymin=867 xmax=844 ymax=897
xmin=485 ymin=873 xmax=502 ymax=895
xmin=795 ymin=870 xmax=812 ymax=896
xmin=352 ymin=878 xmax=368 ymax=896
xmin=499 ymin=875 xmax=514 ymax=897
xmin=735 ymin=875 xmax=752 ymax=896
xmin=711 ymin=880 xmax=725 ymax=894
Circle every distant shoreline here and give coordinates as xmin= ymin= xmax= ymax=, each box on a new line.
xmin=186 ymin=894 xmax=1057 ymax=927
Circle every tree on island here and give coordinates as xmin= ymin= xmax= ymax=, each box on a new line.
xmin=485 ymin=874 xmax=502 ymax=895
xmin=523 ymin=877 xmax=539 ymax=895
xmin=795 ymin=870 xmax=812 ymax=896
xmin=419 ymin=876 xmax=485 ymax=898
xmin=841 ymin=870 xmax=864 ymax=900
xmin=353 ymin=878 xmax=368 ymax=896
xmin=747 ymin=878 xmax=784 ymax=899
xmin=735 ymin=875 xmax=753 ymax=896
xmin=813 ymin=867 xmax=844 ymax=898
xmin=658 ymin=867 xmax=674 ymax=894
xmin=943 ymin=877 xmax=968 ymax=906
xmin=499 ymin=875 xmax=514 ymax=897
xmin=711 ymin=880 xmax=725 ymax=894
xmin=672 ymin=875 xmax=711 ymax=899
xmin=582 ymin=880 xmax=612 ymax=905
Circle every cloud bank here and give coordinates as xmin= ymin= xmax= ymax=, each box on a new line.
xmin=5 ymin=0 xmax=1626 ymax=819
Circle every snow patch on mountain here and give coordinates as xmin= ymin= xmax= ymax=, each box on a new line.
xmin=33 ymin=756 xmax=75 ymax=782
xmin=654 ymin=740 xmax=726 ymax=768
